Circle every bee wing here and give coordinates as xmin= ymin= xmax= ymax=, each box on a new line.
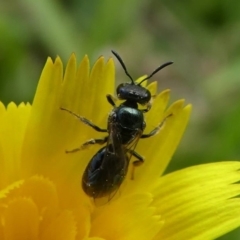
xmin=94 ymin=122 xmax=126 ymax=205
xmin=124 ymin=128 xmax=143 ymax=161
xmin=105 ymin=121 xmax=124 ymax=156
xmin=108 ymin=121 xmax=144 ymax=164
xmin=93 ymin=123 xmax=143 ymax=205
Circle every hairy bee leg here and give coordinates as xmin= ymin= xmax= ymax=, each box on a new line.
xmin=128 ymin=150 xmax=144 ymax=180
xmin=60 ymin=107 xmax=107 ymax=132
xmin=106 ymin=94 xmax=117 ymax=107
xmin=66 ymin=136 xmax=108 ymax=153
xmin=141 ymin=113 xmax=173 ymax=138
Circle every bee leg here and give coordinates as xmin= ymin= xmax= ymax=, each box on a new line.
xmin=141 ymin=113 xmax=172 ymax=138
xmin=60 ymin=107 xmax=107 ymax=132
xmin=128 ymin=150 xmax=144 ymax=180
xmin=78 ymin=117 xmax=107 ymax=132
xmin=141 ymin=101 xmax=152 ymax=113
xmin=106 ymin=94 xmax=117 ymax=107
xmin=66 ymin=136 xmax=108 ymax=153
xmin=141 ymin=94 xmax=158 ymax=113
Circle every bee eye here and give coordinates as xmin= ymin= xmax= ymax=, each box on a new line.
xmin=116 ymin=83 xmax=125 ymax=98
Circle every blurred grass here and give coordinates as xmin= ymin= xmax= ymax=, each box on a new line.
xmin=0 ymin=0 xmax=240 ymax=238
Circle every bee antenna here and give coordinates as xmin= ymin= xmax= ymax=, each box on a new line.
xmin=138 ymin=61 xmax=174 ymax=85
xmin=111 ymin=50 xmax=135 ymax=84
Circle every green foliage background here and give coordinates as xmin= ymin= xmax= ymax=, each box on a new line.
xmin=0 ymin=1 xmax=240 ymax=238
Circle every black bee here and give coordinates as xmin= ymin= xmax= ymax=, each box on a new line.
xmin=61 ymin=51 xmax=173 ymax=200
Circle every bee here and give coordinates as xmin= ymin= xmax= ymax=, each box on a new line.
xmin=61 ymin=51 xmax=173 ymax=200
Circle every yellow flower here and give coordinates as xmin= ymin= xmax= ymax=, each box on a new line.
xmin=0 ymin=53 xmax=240 ymax=240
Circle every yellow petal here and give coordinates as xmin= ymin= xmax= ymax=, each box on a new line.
xmin=19 ymin=176 xmax=58 ymax=212
xmin=86 ymin=238 xmax=106 ymax=240
xmin=153 ymin=161 xmax=240 ymax=239
xmin=89 ymin=57 xmax=115 ymax=124
xmin=60 ymin=54 xmax=90 ymax=146
xmin=21 ymin=57 xmax=64 ymax=176
xmin=144 ymin=89 xmax=170 ymax=129
xmin=4 ymin=198 xmax=39 ymax=240
xmin=91 ymin=193 xmax=163 ymax=240
xmin=0 ymin=102 xmax=31 ymax=185
xmin=40 ymin=210 xmax=77 ymax=240
xmin=0 ymin=180 xmax=23 ymax=199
